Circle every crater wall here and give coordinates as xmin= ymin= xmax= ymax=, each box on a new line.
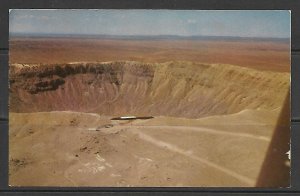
xmin=9 ymin=61 xmax=290 ymax=118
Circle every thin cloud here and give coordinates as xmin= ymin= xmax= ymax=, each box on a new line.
xmin=9 ymin=10 xmax=290 ymax=38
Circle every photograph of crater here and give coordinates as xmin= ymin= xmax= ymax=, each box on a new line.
xmin=9 ymin=10 xmax=290 ymax=187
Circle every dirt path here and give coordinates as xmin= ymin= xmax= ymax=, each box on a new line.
xmin=101 ymin=122 xmax=261 ymax=186
xmin=119 ymin=125 xmax=270 ymax=142
xmin=131 ymin=129 xmax=255 ymax=186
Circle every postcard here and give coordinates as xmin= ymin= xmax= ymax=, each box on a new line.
xmin=9 ymin=9 xmax=290 ymax=187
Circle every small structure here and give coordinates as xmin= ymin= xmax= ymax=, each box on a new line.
xmin=120 ymin=116 xmax=137 ymax=120
xmin=111 ymin=116 xmax=154 ymax=120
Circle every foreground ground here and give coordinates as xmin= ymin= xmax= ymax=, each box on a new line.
xmin=9 ymin=109 xmax=283 ymax=187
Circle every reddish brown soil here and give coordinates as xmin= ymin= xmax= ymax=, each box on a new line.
xmin=9 ymin=37 xmax=290 ymax=72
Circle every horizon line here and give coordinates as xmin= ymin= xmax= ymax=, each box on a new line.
xmin=9 ymin=32 xmax=290 ymax=40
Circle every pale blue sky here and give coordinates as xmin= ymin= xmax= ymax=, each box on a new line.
xmin=9 ymin=9 xmax=290 ymax=38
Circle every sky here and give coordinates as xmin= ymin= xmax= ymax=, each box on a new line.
xmin=9 ymin=9 xmax=290 ymax=38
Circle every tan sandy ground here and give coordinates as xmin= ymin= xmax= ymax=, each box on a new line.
xmin=9 ymin=108 xmax=284 ymax=187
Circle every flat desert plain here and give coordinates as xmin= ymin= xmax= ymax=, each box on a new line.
xmin=9 ymin=37 xmax=290 ymax=187
xmin=10 ymin=37 xmax=290 ymax=71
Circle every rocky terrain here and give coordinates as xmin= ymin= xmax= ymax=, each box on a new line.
xmin=8 ymin=37 xmax=290 ymax=187
xmin=9 ymin=61 xmax=289 ymax=118
xmin=8 ymin=60 xmax=290 ymax=187
xmin=9 ymin=108 xmax=284 ymax=187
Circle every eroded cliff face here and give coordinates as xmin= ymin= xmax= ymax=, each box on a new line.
xmin=9 ymin=61 xmax=289 ymax=118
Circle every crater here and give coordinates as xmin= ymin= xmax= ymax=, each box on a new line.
xmin=9 ymin=61 xmax=289 ymax=118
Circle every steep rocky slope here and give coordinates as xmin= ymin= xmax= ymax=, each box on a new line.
xmin=9 ymin=61 xmax=289 ymax=118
